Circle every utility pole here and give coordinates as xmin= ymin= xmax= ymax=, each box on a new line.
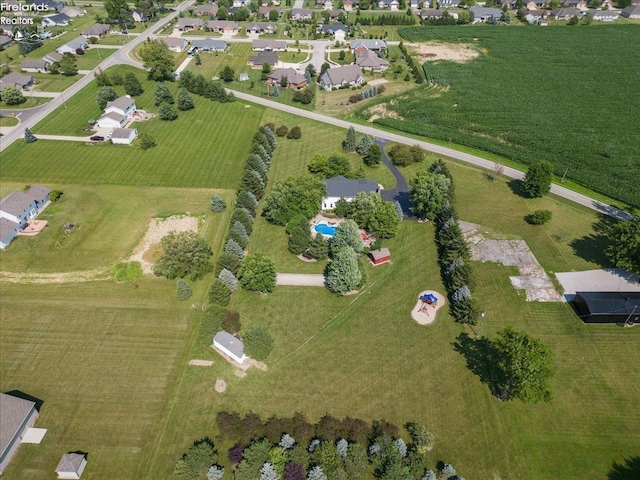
xmin=561 ymin=167 xmax=568 ymax=183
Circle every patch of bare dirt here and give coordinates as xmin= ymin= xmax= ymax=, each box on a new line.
xmin=366 ymin=102 xmax=403 ymax=122
xmin=129 ymin=215 xmax=199 ymax=275
xmin=406 ymin=42 xmax=480 ymax=63
xmin=0 ymin=268 xmax=111 ymax=284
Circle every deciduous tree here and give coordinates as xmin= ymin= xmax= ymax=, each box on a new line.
xmin=606 ymin=217 xmax=640 ymax=277
xmin=153 ymin=231 xmax=213 ymax=280
xmin=522 ymin=161 xmax=553 ymax=198
xmin=238 ymin=253 xmax=276 ymax=293
xmin=96 ymin=86 xmax=117 ymax=109
xmin=123 ymin=72 xmax=144 ymax=96
xmin=140 ymin=39 xmax=176 ymax=81
xmin=1 ymin=87 xmax=25 ymax=105
xmin=409 ymin=171 xmax=451 ymax=220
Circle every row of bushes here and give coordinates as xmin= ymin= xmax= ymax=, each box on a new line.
xmin=178 ymin=69 xmax=235 ymax=103
xmin=430 ymin=160 xmax=481 ymax=326
xmin=398 ymin=41 xmax=425 ymax=84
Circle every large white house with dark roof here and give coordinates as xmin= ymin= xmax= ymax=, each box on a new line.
xmin=0 ymin=185 xmax=51 ymax=249
xmin=0 ymin=393 xmax=40 ymax=473
xmin=322 ymin=175 xmax=379 ymax=210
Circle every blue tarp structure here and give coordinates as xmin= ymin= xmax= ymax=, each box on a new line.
xmin=420 ymin=293 xmax=438 ymax=303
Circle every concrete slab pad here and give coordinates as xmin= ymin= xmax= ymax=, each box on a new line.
xmin=22 ymin=428 xmax=47 ymax=444
xmin=556 ymin=269 xmax=640 ymax=297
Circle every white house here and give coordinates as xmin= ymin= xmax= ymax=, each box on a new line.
xmin=322 ymin=175 xmax=378 ymax=210
xmin=41 ymin=13 xmax=71 ymax=26
xmin=213 ymin=331 xmax=248 ymax=364
xmin=97 ymin=95 xmax=136 ymax=129
xmin=110 ymin=128 xmax=138 ymax=145
xmin=0 ymin=393 xmax=40 ymax=473
xmin=55 ymin=453 xmax=87 ymax=479
xmin=57 ymin=36 xmax=88 ymax=54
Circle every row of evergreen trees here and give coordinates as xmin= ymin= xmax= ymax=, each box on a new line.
xmin=398 ymin=41 xmax=425 ymax=84
xmin=175 ymin=413 xmax=466 ymax=480
xmin=430 ymin=160 xmax=481 ymax=326
xmin=178 ymin=69 xmax=235 ymax=103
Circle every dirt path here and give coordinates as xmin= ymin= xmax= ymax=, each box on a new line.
xmin=276 ymin=273 xmax=325 ymax=286
xmin=0 ymin=268 xmax=111 ymax=284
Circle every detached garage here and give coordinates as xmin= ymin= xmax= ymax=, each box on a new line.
xmin=110 ymin=128 xmax=137 ymax=145
xmin=573 ymin=292 xmax=640 ymax=324
xmin=213 ymin=331 xmax=248 ymax=364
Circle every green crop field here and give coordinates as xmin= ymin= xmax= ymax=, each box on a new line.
xmin=360 ymin=25 xmax=640 ymax=208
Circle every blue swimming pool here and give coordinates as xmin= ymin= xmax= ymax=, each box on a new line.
xmin=314 ymin=223 xmax=336 ymax=237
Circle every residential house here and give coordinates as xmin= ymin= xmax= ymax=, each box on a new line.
xmin=207 ymin=20 xmax=240 ymax=34
xmin=561 ymin=0 xmax=587 ymax=8
xmin=96 ymin=95 xmax=136 ymax=129
xmin=110 ymin=128 xmax=138 ymax=145
xmin=410 ymin=0 xmax=420 ymax=9
xmin=131 ymin=10 xmax=148 ymax=22
xmin=175 ymin=17 xmax=205 ymax=30
xmin=0 ymin=393 xmax=40 ymax=472
xmin=343 ymin=0 xmax=356 ymax=11
xmin=524 ymin=9 xmax=546 ymax=21
xmin=195 ymin=4 xmax=218 ymax=15
xmin=469 ymin=6 xmax=503 ymax=22
xmin=213 ymin=331 xmax=248 ymax=364
xmin=350 ymin=38 xmax=387 ymax=52
xmin=258 ymin=6 xmax=281 ymax=17
xmin=43 ymin=51 xmax=63 ymax=64
xmin=319 ymin=22 xmax=349 ymax=35
xmin=189 ymin=38 xmax=227 ymax=52
xmin=260 ymin=0 xmax=280 ymax=5
xmin=0 ymin=35 xmax=12 ymax=48
xmin=21 ymin=59 xmax=50 ymax=73
xmin=420 ymin=8 xmax=444 ymax=19
xmin=252 ymin=39 xmax=287 ymax=51
xmin=245 ymin=22 xmax=277 ymax=34
xmin=161 ymin=36 xmax=188 ymax=52
xmin=57 ymin=36 xmax=88 ymax=54
xmin=0 ymin=71 xmax=35 ymax=92
xmin=550 ymin=7 xmax=581 ymax=18
xmin=291 ymin=8 xmax=314 ymax=20
xmin=319 ymin=64 xmax=365 ymax=91
xmin=41 ymin=13 xmax=70 ymax=26
xmin=232 ymin=0 xmax=251 ymax=6
xmin=0 ymin=185 xmax=50 ymax=249
xmin=328 ymin=9 xmax=345 ymax=20
xmin=355 ymin=49 xmax=389 ymax=72
xmin=267 ymin=68 xmax=308 ymax=88
xmin=82 ymin=23 xmax=112 ymax=38
xmin=621 ymin=5 xmax=640 ymax=17
xmin=30 ymin=0 xmax=63 ymax=12
xmin=55 ymin=453 xmax=87 ymax=479
xmin=525 ymin=0 xmax=546 ymax=9
xmin=438 ymin=0 xmax=460 ymax=7
xmin=247 ymin=51 xmax=280 ymax=69
xmin=587 ymin=9 xmax=619 ymax=20
xmin=322 ymin=175 xmax=378 ymax=209
xmin=378 ymin=0 xmax=400 ymax=9
xmin=61 ymin=6 xmax=85 ymax=16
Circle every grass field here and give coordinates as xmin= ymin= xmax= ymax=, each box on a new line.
xmin=0 ymin=116 xmax=19 ymax=126
xmin=31 ymin=72 xmax=83 ymax=92
xmin=75 ymin=48 xmax=116 ymax=70
xmin=0 ymin=96 xmax=49 ymax=109
xmin=363 ymin=25 xmax=640 ymax=208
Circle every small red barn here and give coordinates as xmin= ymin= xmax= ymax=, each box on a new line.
xmin=369 ymin=248 xmax=391 ymax=265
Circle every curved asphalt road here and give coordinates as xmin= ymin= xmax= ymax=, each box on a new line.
xmin=227 ymin=89 xmax=633 ymax=221
xmin=375 ymin=137 xmax=413 ymax=217
xmin=0 ymin=0 xmax=194 ymax=153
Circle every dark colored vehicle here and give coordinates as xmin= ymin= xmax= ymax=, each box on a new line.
xmin=90 ymin=135 xmax=105 ymax=141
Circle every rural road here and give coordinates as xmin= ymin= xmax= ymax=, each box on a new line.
xmin=0 ymin=0 xmax=195 ymax=153
xmin=276 ymin=273 xmax=326 ymax=286
xmin=227 ymin=89 xmax=634 ymax=221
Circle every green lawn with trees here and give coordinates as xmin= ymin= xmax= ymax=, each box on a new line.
xmin=366 ymin=25 xmax=640 ymax=208
xmin=1 ymin=74 xmax=639 ymax=480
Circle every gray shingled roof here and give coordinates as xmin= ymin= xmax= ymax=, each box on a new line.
xmin=268 ymin=68 xmax=306 ymax=85
xmin=320 ymin=23 xmax=349 ymax=34
xmin=162 ymin=36 xmax=187 ymax=48
xmin=55 ymin=453 xmax=85 ymax=474
xmin=21 ymin=59 xmax=50 ymax=69
xmin=176 ymin=17 xmax=205 ymax=28
xmin=0 ymin=191 xmax=35 ymax=216
xmin=350 ymin=39 xmax=387 ymax=50
xmin=0 ymin=393 xmax=37 ymax=457
xmin=82 ymin=23 xmax=111 ymax=36
xmin=214 ymin=331 xmax=246 ymax=359
xmin=369 ymin=247 xmax=390 ymax=261
xmin=0 ymin=217 xmax=20 ymax=241
xmin=26 ymin=185 xmax=51 ymax=202
xmin=0 ymin=71 xmax=34 ymax=91
xmin=291 ymin=8 xmax=313 ymax=16
xmin=61 ymin=36 xmax=88 ymax=51
xmin=191 ymin=38 xmax=227 ymax=50
xmin=470 ymin=6 xmax=502 ymax=17
xmin=110 ymin=128 xmax=136 ymax=139
xmin=105 ymin=96 xmax=134 ymax=111
xmin=208 ymin=20 xmax=240 ymax=30
xmin=355 ymin=49 xmax=389 ymax=69
xmin=99 ymin=112 xmax=126 ymax=123
xmin=325 ymin=175 xmax=377 ymax=197
xmin=195 ymin=4 xmax=218 ymax=13
xmin=319 ymin=64 xmax=364 ymax=87
xmin=44 ymin=51 xmax=63 ymax=63
xmin=252 ymin=39 xmax=287 ymax=50
xmin=250 ymin=51 xmax=279 ymax=66
xmin=43 ymin=12 xmax=70 ymax=24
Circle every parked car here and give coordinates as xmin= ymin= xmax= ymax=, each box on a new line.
xmin=90 ymin=135 xmax=105 ymax=141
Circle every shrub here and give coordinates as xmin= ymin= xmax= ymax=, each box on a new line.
xmin=525 ymin=209 xmax=552 ymax=225
xmin=211 ymin=195 xmax=227 ymax=212
xmin=238 ymin=253 xmax=277 ymax=293
xmin=209 ymin=278 xmax=232 ymax=306
xmin=176 ymin=279 xmax=193 ymax=300
xmin=140 ymin=133 xmax=157 ymax=150
xmin=287 ymin=126 xmax=302 ymax=139
xmin=276 ymin=125 xmax=289 ymax=137
xmin=223 ymin=310 xmax=241 ymax=334
xmin=153 ymin=231 xmax=213 ymax=280
xmin=24 ymin=128 xmax=37 ymax=143
xmin=243 ymin=325 xmax=274 ymax=361
xmin=200 ymin=305 xmax=225 ymax=343
xmin=49 ymin=190 xmax=63 ymax=202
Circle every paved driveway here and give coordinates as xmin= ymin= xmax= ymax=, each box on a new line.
xmin=556 ymin=269 xmax=640 ymax=297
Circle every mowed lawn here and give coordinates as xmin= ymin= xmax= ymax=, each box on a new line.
xmin=147 ymin=220 xmax=640 ymax=479
xmin=0 ymin=280 xmax=195 ymax=480
xmin=0 ymin=183 xmax=235 ymax=273
xmin=0 ymin=73 xmax=264 ymax=189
